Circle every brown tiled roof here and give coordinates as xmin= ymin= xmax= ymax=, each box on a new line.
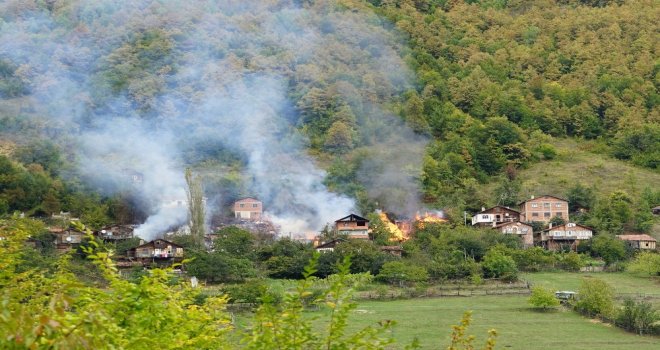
xmin=616 ymin=234 xmax=657 ymax=242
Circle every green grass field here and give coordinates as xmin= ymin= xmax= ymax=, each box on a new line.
xmin=521 ymin=272 xmax=660 ymax=295
xmin=328 ymin=295 xmax=660 ymax=350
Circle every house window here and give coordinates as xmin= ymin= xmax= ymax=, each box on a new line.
xmin=556 ymin=212 xmax=563 ymax=217
xmin=531 ymin=203 xmax=538 ymax=208
xmin=532 ymin=213 xmax=539 ymax=217
xmin=555 ymin=203 xmax=562 ymax=207
xmin=240 ymin=204 xmax=244 ymax=208
xmin=252 ymin=204 xmax=258 ymax=208
xmin=481 ymin=215 xmax=489 ymax=219
xmin=543 ymin=203 xmax=550 ymax=208
xmin=357 ymin=221 xmax=366 ymax=227
xmin=544 ymin=212 xmax=551 ymax=217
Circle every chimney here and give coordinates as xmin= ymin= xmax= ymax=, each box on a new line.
xmin=531 ymin=195 xmax=535 ymax=199
xmin=139 ymin=239 xmax=145 ymax=245
xmin=481 ymin=207 xmax=485 ymax=212
xmin=548 ymin=223 xmax=553 ymax=229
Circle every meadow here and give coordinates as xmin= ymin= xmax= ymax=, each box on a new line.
xmin=322 ymin=295 xmax=660 ymax=350
xmin=229 ymin=272 xmax=660 ymax=349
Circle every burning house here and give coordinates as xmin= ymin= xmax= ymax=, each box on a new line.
xmin=414 ymin=211 xmax=447 ymax=230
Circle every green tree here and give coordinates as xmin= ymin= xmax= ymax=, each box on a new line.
xmin=616 ymin=298 xmax=659 ymax=335
xmin=576 ymin=278 xmax=615 ymax=318
xmin=376 ymin=260 xmax=429 ymax=285
xmin=591 ymin=235 xmax=627 ymax=266
xmin=528 ymin=286 xmax=560 ymax=310
xmin=324 ymin=121 xmax=354 ymax=153
xmin=566 ymin=183 xmax=596 ymax=213
xmin=482 ymin=249 xmax=518 ymax=281
xmin=627 ymin=252 xmax=660 ymax=277
xmin=185 ymin=168 xmax=205 ymax=247
xmin=213 ymin=226 xmax=256 ymax=259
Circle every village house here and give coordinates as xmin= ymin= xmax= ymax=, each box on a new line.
xmin=495 ymin=221 xmax=534 ymax=248
xmin=653 ymin=206 xmax=660 ymax=215
xmin=314 ymin=238 xmax=346 ymax=253
xmin=49 ymin=227 xmax=86 ymax=253
xmin=616 ymin=234 xmax=657 ymax=251
xmin=471 ymin=206 xmax=520 ymax=227
xmin=122 ymin=169 xmax=144 ymax=185
xmin=129 ymin=239 xmax=184 ymax=260
xmin=94 ymin=225 xmax=135 ymax=242
xmin=335 ymin=214 xmax=370 ymax=240
xmin=540 ymin=223 xmax=592 ymax=251
xmin=233 ymin=197 xmax=263 ymax=221
xmin=519 ymin=195 xmax=569 ymax=224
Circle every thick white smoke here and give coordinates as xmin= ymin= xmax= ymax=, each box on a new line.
xmin=0 ymin=0 xmax=426 ymax=239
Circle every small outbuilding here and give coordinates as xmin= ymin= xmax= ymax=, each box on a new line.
xmin=616 ymin=234 xmax=657 ymax=250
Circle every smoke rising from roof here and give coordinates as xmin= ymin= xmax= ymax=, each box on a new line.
xmin=0 ymin=0 xmax=427 ymax=239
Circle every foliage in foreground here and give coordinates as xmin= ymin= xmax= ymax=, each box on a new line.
xmin=0 ymin=219 xmax=498 ymax=349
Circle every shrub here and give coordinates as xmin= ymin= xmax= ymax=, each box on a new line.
xmin=528 ymin=286 xmax=560 ymax=310
xmin=575 ymin=278 xmax=614 ymax=318
xmin=376 ymin=261 xmax=429 ymax=285
xmin=482 ymin=250 xmax=518 ymax=281
xmin=616 ymin=298 xmax=659 ymax=335
xmin=222 ymin=279 xmax=268 ymax=304
xmin=627 ymin=252 xmax=660 ymax=276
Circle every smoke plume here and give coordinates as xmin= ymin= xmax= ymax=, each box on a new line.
xmin=0 ymin=0 xmax=427 ymax=239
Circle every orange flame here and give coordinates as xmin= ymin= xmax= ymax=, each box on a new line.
xmin=414 ymin=211 xmax=447 ymax=229
xmin=378 ymin=211 xmax=406 ymax=242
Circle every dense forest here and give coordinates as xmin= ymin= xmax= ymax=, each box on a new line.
xmin=0 ymin=0 xmax=658 ymax=233
xmin=1 ymin=1 xmax=659 ymax=348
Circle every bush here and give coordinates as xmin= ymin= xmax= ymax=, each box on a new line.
xmin=627 ymin=252 xmax=660 ymax=276
xmin=376 ymin=261 xmax=429 ymax=285
xmin=528 ymin=286 xmax=560 ymax=310
xmin=616 ymin=298 xmax=659 ymax=335
xmin=558 ymin=251 xmax=585 ymax=271
xmin=222 ymin=279 xmax=268 ymax=304
xmin=575 ymin=278 xmax=614 ymax=318
xmin=482 ymin=250 xmax=518 ymax=281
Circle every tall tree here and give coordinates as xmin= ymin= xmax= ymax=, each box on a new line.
xmin=185 ymin=168 xmax=205 ymax=246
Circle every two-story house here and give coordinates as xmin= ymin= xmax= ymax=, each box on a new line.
xmin=540 ymin=223 xmax=592 ymax=251
xmin=335 ymin=214 xmax=370 ymax=239
xmin=233 ymin=198 xmax=263 ymax=220
xmin=519 ymin=195 xmax=569 ymax=224
xmin=471 ymin=206 xmax=520 ymax=227
xmin=495 ymin=221 xmax=534 ymax=248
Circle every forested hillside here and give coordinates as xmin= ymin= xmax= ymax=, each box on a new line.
xmin=0 ymin=0 xmax=658 ymax=233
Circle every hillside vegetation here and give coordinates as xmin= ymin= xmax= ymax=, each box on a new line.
xmin=0 ymin=0 xmax=658 ymax=230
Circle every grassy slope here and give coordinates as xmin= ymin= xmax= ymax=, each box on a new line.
xmin=484 ymin=138 xmax=660 ymax=235
xmin=521 ymin=272 xmax=660 ymax=295
xmin=334 ymin=295 xmax=660 ymax=350
xmin=516 ymin=139 xmax=660 ymax=198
